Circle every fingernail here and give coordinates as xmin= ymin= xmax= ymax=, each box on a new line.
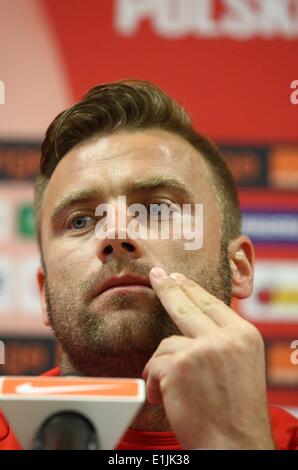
xmin=150 ymin=267 xmax=168 ymax=280
xmin=170 ymin=273 xmax=185 ymax=281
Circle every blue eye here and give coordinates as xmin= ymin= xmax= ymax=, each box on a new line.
xmin=149 ymin=203 xmax=181 ymax=219
xmin=150 ymin=204 xmax=161 ymax=216
xmin=70 ymin=215 xmax=93 ymax=230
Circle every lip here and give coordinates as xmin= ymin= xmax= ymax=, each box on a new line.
xmin=94 ymin=274 xmax=153 ymax=297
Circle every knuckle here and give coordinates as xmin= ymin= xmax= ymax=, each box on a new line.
xmin=181 ymin=278 xmax=197 ymax=290
xmin=193 ymin=342 xmax=212 ymax=360
xmin=228 ymin=325 xmax=264 ymax=356
xmin=159 ymin=337 xmax=171 ymax=347
xmin=159 ymin=336 xmax=175 ymax=348
xmin=222 ymin=336 xmax=240 ymax=356
xmin=159 ymin=279 xmax=178 ymax=293
xmin=173 ymin=352 xmax=191 ymax=372
xmin=195 ymin=334 xmax=237 ymax=358
xmin=198 ymin=336 xmax=228 ymax=356
xmin=200 ymin=295 xmax=222 ymax=311
xmin=176 ymin=303 xmax=198 ymax=318
xmin=240 ymin=324 xmax=264 ymax=347
xmin=159 ymin=375 xmax=169 ymax=394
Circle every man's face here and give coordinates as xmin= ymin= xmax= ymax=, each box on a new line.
xmin=40 ymin=129 xmax=232 ymax=376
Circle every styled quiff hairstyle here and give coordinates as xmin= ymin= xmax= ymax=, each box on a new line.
xmin=35 ymin=79 xmax=241 ymax=249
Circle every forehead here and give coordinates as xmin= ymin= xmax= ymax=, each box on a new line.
xmin=42 ymin=129 xmax=216 ymax=215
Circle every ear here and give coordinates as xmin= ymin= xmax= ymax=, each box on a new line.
xmin=37 ymin=266 xmax=50 ymax=327
xmin=228 ymin=235 xmax=255 ymax=300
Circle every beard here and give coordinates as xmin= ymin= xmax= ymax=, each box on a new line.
xmin=45 ymin=243 xmax=232 ymax=377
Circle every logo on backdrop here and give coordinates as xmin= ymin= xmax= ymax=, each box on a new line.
xmin=290 ymin=340 xmax=298 ymax=365
xmin=290 ymin=80 xmax=298 ymax=105
xmin=242 ymin=210 xmax=298 ymax=244
xmin=115 ymin=0 xmax=298 ymax=39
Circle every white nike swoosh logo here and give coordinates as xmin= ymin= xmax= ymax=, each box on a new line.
xmin=15 ymin=382 xmax=123 ymax=395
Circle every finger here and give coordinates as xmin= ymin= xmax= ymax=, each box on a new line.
xmin=149 ymin=267 xmax=217 ymax=338
xmin=143 ymin=355 xmax=171 ymax=405
xmin=151 ymin=335 xmax=192 ymax=359
xmin=169 ymin=273 xmax=244 ymax=328
xmin=142 ymin=335 xmax=192 ymax=379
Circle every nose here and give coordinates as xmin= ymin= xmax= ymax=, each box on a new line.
xmin=96 ymin=228 xmax=144 ymax=263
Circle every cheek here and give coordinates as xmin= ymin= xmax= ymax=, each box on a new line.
xmin=145 ymin=211 xmax=221 ymax=263
xmin=202 ymin=206 xmax=222 ymax=260
xmin=44 ymin=238 xmax=99 ymax=281
xmin=142 ymin=238 xmax=206 ymax=274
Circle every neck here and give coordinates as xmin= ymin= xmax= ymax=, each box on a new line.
xmin=60 ymin=353 xmax=171 ymax=432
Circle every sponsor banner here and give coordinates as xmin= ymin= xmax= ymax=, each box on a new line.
xmin=16 ymin=204 xmax=35 ymax=239
xmin=268 ymin=147 xmax=298 ymax=190
xmin=0 ymin=255 xmax=42 ymax=318
xmin=221 ymin=146 xmax=268 ymax=187
xmin=0 ymin=337 xmax=57 ymax=376
xmin=18 ymin=257 xmax=42 ymax=314
xmin=239 ymin=189 xmax=298 ymax=212
xmin=40 ymin=0 xmax=298 ymax=142
xmin=0 ymin=183 xmax=47 ymax=335
xmin=222 ymin=145 xmax=298 ymax=189
xmin=265 ymin=339 xmax=298 ymax=388
xmin=242 ymin=210 xmax=298 ymax=244
xmin=238 ymin=260 xmax=298 ymax=323
xmin=114 ymin=0 xmax=298 ymax=40
xmin=1 ymin=141 xmax=297 ymax=190
xmin=0 ymin=184 xmax=35 ymax=240
xmin=0 ymin=142 xmax=40 ymax=180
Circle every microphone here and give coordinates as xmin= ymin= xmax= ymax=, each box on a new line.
xmin=0 ymin=375 xmax=145 ymax=450
xmin=32 ymin=411 xmax=98 ymax=450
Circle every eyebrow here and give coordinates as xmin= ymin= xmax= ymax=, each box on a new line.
xmin=51 ymin=187 xmax=104 ymax=223
xmin=126 ymin=176 xmax=194 ymax=200
xmin=51 ymin=176 xmax=194 ymax=223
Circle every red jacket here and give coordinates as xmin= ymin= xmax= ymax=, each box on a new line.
xmin=1 ymin=367 xmax=298 ymax=450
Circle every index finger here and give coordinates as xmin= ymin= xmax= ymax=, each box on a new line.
xmin=149 ymin=267 xmax=218 ymax=338
xmin=169 ymin=273 xmax=242 ymax=328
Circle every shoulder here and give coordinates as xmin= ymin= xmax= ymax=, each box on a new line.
xmin=0 ymin=410 xmax=21 ymax=450
xmin=41 ymin=366 xmax=61 ymax=376
xmin=269 ymin=406 xmax=298 ymax=450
